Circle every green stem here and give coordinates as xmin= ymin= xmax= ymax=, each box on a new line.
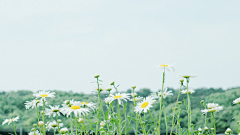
xmin=163 ymin=105 xmax=168 ymax=135
xmin=133 ymin=88 xmax=138 ymax=134
xmin=148 ymin=110 xmax=159 ymax=135
xmin=159 ymin=70 xmax=165 ymax=134
xmin=56 ymin=114 xmax=60 ymax=134
xmin=36 ymin=106 xmax=40 ymax=123
xmin=11 ymin=122 xmax=17 ymax=135
xmin=186 ymin=80 xmax=191 ymax=135
xmin=170 ymin=84 xmax=183 ymax=135
xmin=43 ymin=100 xmax=46 ymax=135
xmin=212 ymin=112 xmax=216 ymax=135
xmin=118 ymin=102 xmax=121 ymax=135
xmin=54 ymin=129 xmax=56 ymax=135
xmin=124 ymin=108 xmax=127 ymax=134
xmin=70 ymin=114 xmax=73 ymax=134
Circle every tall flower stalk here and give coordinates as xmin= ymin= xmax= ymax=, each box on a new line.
xmin=170 ymin=79 xmax=183 ymax=135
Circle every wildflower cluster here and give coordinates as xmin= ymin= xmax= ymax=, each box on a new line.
xmin=2 ymin=64 xmax=240 ymax=135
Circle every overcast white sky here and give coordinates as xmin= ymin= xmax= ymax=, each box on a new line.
xmin=0 ymin=0 xmax=239 ymax=94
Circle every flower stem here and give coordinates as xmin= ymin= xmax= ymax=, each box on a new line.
xmin=70 ymin=114 xmax=73 ymax=134
xmin=159 ymin=70 xmax=165 ymax=134
xmin=43 ymin=100 xmax=46 ymax=135
xmin=212 ymin=112 xmax=216 ymax=135
xmin=148 ymin=110 xmax=159 ymax=135
xmin=56 ymin=114 xmax=60 ymax=134
xmin=170 ymin=84 xmax=183 ymax=135
xmin=186 ymin=79 xmax=191 ymax=135
xmin=117 ymin=102 xmax=121 ymax=135
xmin=11 ymin=122 xmax=17 ymax=135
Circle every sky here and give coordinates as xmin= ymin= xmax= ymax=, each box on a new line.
xmin=0 ymin=0 xmax=239 ymax=94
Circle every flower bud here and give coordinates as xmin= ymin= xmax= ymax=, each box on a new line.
xmin=204 ymin=126 xmax=208 ymax=131
xmin=100 ymin=121 xmax=105 ymax=127
xmin=141 ymin=121 xmax=145 ymax=125
xmin=110 ymin=81 xmax=115 ymax=85
xmin=94 ymin=74 xmax=100 ymax=78
xmin=180 ymin=79 xmax=184 ymax=82
xmin=60 ymin=128 xmax=68 ymax=134
xmin=226 ymin=128 xmax=232 ymax=133
xmin=78 ymin=118 xmax=83 ymax=123
xmin=33 ymin=124 xmax=37 ymax=127
xmin=211 ymin=128 xmax=214 ymax=131
xmin=41 ymin=111 xmax=44 ymax=114
xmin=106 ymin=87 xmax=112 ymax=91
xmin=200 ymin=100 xmax=204 ymax=104
xmin=57 ymin=119 xmax=62 ymax=123
xmin=177 ymin=101 xmax=182 ymax=105
xmin=237 ymin=121 xmax=240 ymax=124
xmin=132 ymin=86 xmax=136 ymax=89
xmin=64 ymin=100 xmax=70 ymax=105
xmin=198 ymin=128 xmax=202 ymax=132
xmin=132 ymin=93 xmax=137 ymax=97
xmin=38 ymin=121 xmax=44 ymax=126
xmin=31 ymin=128 xmax=35 ymax=131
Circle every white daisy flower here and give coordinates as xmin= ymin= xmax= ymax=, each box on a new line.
xmin=25 ymin=99 xmax=44 ymax=109
xmin=106 ymin=93 xmax=130 ymax=105
xmin=206 ymin=103 xmax=219 ymax=109
xmin=154 ymin=64 xmax=175 ymax=72
xmin=2 ymin=116 xmax=20 ymax=125
xmin=33 ymin=90 xmax=55 ymax=99
xmin=29 ymin=130 xmax=40 ymax=135
xmin=179 ymin=74 xmax=197 ymax=79
xmin=46 ymin=120 xmax=63 ymax=131
xmin=157 ymin=88 xmax=173 ymax=98
xmin=233 ymin=97 xmax=240 ymax=104
xmin=181 ymin=88 xmax=195 ymax=94
xmin=130 ymin=96 xmax=143 ymax=102
xmin=60 ymin=101 xmax=90 ymax=117
xmin=134 ymin=96 xmax=156 ymax=113
xmin=104 ymin=97 xmax=112 ymax=104
xmin=60 ymin=127 xmax=69 ymax=134
xmin=201 ymin=103 xmax=223 ymax=114
xmin=45 ymin=105 xmax=61 ymax=117
xmin=198 ymin=128 xmax=202 ymax=132
xmin=80 ymin=102 xmax=97 ymax=110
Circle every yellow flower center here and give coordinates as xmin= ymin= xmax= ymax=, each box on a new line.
xmin=52 ymin=109 xmax=60 ymax=112
xmin=51 ymin=124 xmax=58 ymax=127
xmin=81 ymin=102 xmax=89 ymax=105
xmin=141 ymin=102 xmax=149 ymax=108
xmin=161 ymin=65 xmax=168 ymax=67
xmin=133 ymin=99 xmax=138 ymax=101
xmin=114 ymin=95 xmax=122 ymax=99
xmin=71 ymin=106 xmax=80 ymax=110
xmin=208 ymin=109 xmax=216 ymax=113
xmin=40 ymin=94 xmax=48 ymax=97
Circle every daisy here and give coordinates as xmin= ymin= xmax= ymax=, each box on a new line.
xmin=25 ymin=99 xmax=45 ymax=109
xmin=29 ymin=130 xmax=40 ymax=135
xmin=33 ymin=90 xmax=55 ymax=99
xmin=2 ymin=116 xmax=20 ymax=125
xmin=206 ymin=103 xmax=219 ymax=109
xmin=46 ymin=120 xmax=63 ymax=131
xmin=106 ymin=93 xmax=130 ymax=105
xmin=157 ymin=88 xmax=173 ymax=98
xmin=45 ymin=105 xmax=61 ymax=117
xmin=130 ymin=96 xmax=143 ymax=102
xmin=181 ymin=88 xmax=195 ymax=94
xmin=60 ymin=101 xmax=90 ymax=117
xmin=201 ymin=103 xmax=223 ymax=114
xmin=134 ymin=96 xmax=156 ymax=113
xmin=80 ymin=102 xmax=97 ymax=110
xmin=154 ymin=64 xmax=175 ymax=72
xmin=179 ymin=74 xmax=197 ymax=79
xmin=60 ymin=127 xmax=69 ymax=134
xmin=104 ymin=97 xmax=112 ymax=104
xmin=233 ymin=97 xmax=240 ymax=104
